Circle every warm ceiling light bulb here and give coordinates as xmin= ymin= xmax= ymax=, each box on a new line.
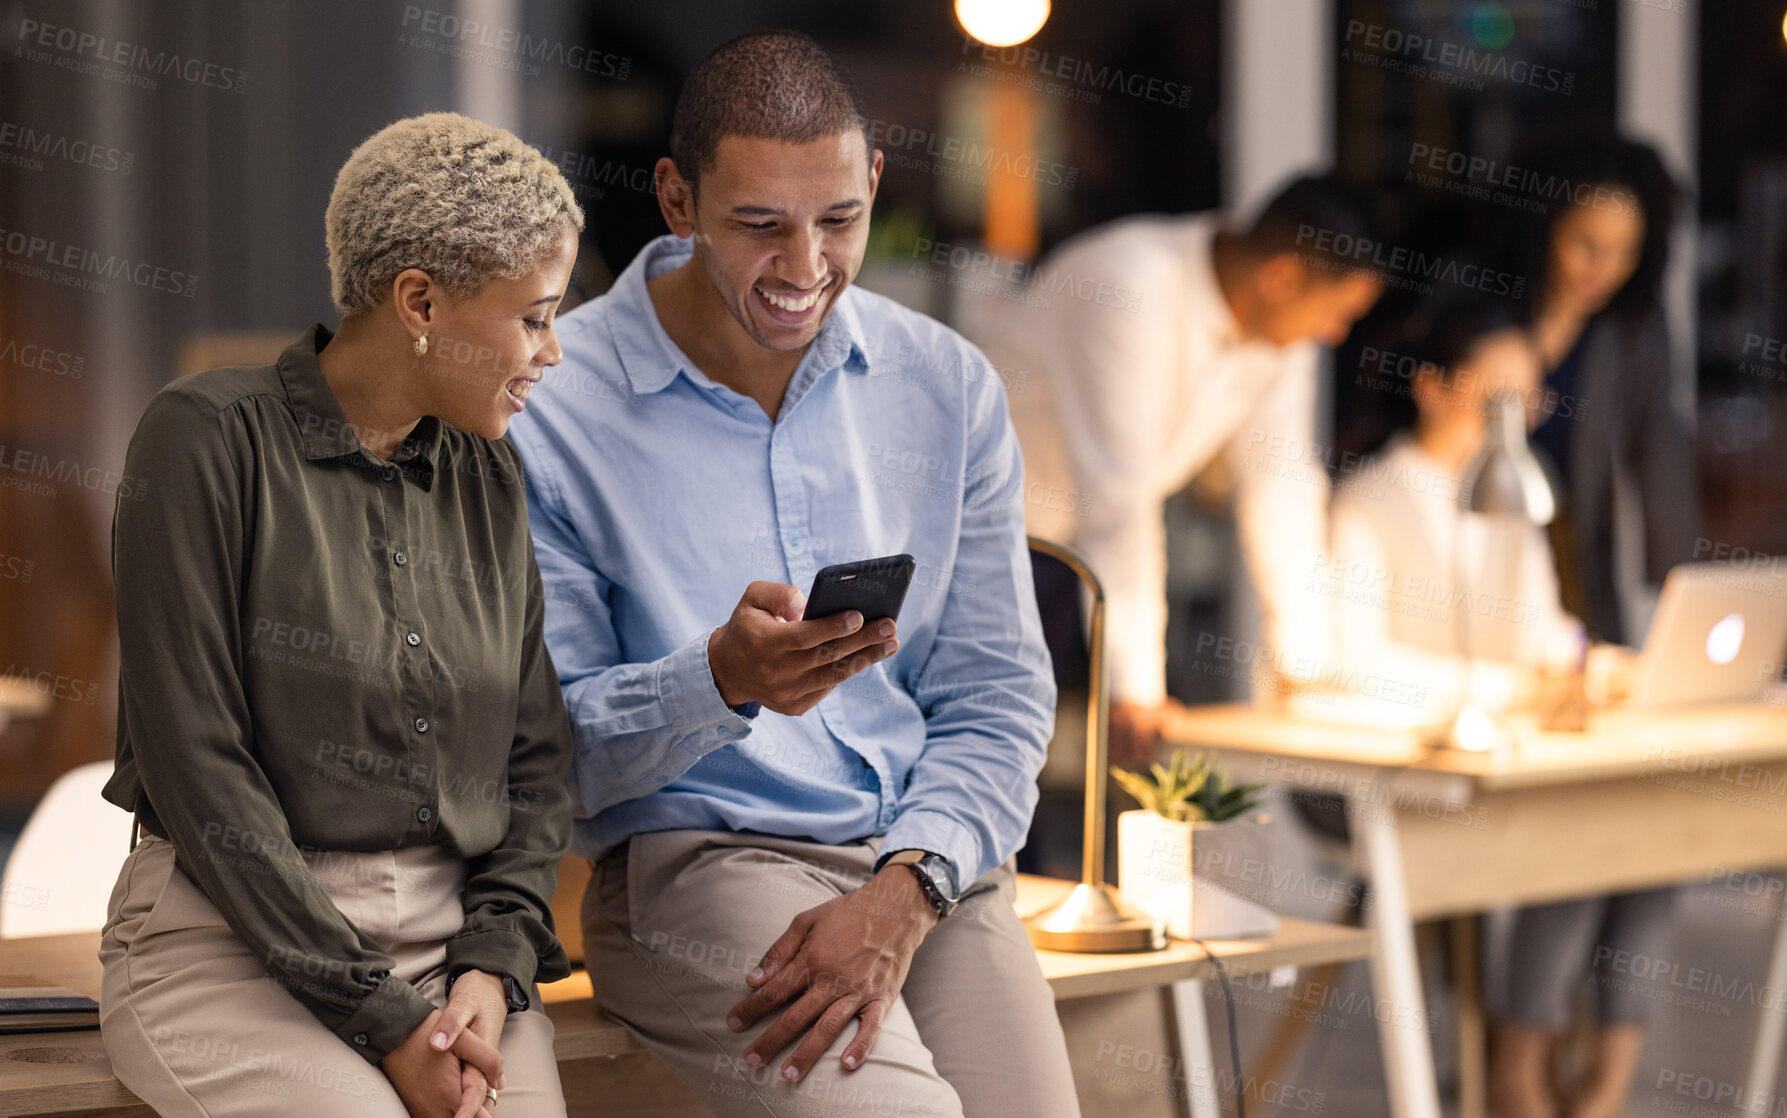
xmin=956 ymin=0 xmax=1051 ymax=48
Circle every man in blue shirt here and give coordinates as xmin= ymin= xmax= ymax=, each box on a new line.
xmin=506 ymin=30 xmax=1078 ymax=1118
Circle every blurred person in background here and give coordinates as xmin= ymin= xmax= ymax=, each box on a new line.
xmin=1326 ymin=297 xmax=1601 ymax=726
xmin=99 ymin=113 xmax=581 ymax=1118
xmin=974 ymin=175 xmax=1384 ymax=761
xmin=1483 ymin=130 xmax=1700 ymax=1118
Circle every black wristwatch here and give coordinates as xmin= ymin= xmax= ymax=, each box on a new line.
xmin=879 ymin=848 xmax=960 ymax=919
xmin=501 ymin=974 xmax=530 ymax=1013
xmin=451 ymin=970 xmax=530 ymax=1014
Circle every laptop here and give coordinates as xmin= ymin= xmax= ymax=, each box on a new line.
xmin=1631 ymin=561 xmax=1787 ymax=707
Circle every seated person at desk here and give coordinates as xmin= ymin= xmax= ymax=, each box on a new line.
xmin=1325 ymin=298 xmax=1668 ymax=1118
xmin=1326 ymin=298 xmax=1590 ymax=723
xmin=504 ymin=31 xmax=1078 ymax=1118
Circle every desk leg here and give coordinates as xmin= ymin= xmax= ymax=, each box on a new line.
xmin=1449 ymin=916 xmax=1486 ymax=1118
xmin=1168 ymin=979 xmax=1222 ymax=1118
xmin=1745 ymin=900 xmax=1787 ymax=1112
xmin=1355 ymin=801 xmax=1442 ymax=1118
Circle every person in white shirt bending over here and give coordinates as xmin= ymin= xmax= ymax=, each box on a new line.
xmin=1328 ymin=296 xmax=1662 ymax=1118
xmin=976 ymin=175 xmax=1383 ymax=760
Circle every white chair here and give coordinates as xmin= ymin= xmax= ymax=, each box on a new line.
xmin=1 ymin=761 xmax=134 ymax=937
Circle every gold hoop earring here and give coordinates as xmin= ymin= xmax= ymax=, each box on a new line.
xmin=413 ymin=335 xmax=429 ymax=357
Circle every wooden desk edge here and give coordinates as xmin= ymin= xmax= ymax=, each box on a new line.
xmin=1 ymin=891 xmax=1373 ymax=1116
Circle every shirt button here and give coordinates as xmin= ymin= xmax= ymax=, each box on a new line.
xmin=393 ymin=550 xmax=408 ymax=566
xmin=416 ymin=806 xmax=432 ymax=824
xmin=353 ymin=1033 xmax=369 ymax=1046
xmin=406 ymin=632 xmax=421 ymax=647
xmin=381 ymin=466 xmax=396 ymax=482
xmin=414 ymin=717 xmax=429 ymax=733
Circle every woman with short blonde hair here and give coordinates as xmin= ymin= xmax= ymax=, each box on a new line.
xmin=99 ymin=112 xmax=584 ymax=1118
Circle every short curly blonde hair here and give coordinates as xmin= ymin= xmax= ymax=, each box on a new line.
xmin=325 ymin=112 xmax=584 ymax=317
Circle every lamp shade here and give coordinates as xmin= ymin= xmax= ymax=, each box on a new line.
xmin=1459 ymin=393 xmax=1556 ymax=525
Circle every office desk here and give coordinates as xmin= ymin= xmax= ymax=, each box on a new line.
xmin=0 ymin=877 xmax=1369 ymax=1118
xmin=1165 ymin=700 xmax=1787 ymax=1118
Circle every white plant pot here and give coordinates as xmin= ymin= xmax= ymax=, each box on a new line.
xmin=1117 ymin=809 xmax=1197 ymax=940
xmin=1117 ymin=809 xmax=1281 ymax=941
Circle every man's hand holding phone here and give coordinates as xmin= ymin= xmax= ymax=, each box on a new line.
xmin=708 ymin=581 xmax=899 ymax=716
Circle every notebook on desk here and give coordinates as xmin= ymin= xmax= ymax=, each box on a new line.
xmin=1632 ymin=561 xmax=1787 ymax=707
xmin=0 ymin=975 xmax=99 ymax=1033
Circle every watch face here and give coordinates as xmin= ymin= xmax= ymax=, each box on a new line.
xmin=918 ymin=855 xmax=960 ymax=901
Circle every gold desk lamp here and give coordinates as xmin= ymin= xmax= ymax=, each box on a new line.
xmin=1022 ymin=537 xmax=1167 ymax=953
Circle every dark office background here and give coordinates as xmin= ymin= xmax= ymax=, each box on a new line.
xmin=0 ymin=0 xmax=1783 ymax=815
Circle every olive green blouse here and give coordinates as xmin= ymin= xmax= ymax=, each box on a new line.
xmin=102 ymin=324 xmax=574 ymax=1064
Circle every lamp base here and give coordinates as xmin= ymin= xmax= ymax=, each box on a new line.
xmin=1023 ymin=882 xmax=1167 ymax=953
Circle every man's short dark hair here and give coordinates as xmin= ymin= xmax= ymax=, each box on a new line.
xmin=669 ymin=31 xmax=872 ymax=194
xmin=1237 ymin=173 xmax=1387 ymax=283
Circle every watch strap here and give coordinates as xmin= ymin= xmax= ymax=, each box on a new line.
xmin=878 ymin=848 xmax=958 ymax=918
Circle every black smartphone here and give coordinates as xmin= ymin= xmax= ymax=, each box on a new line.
xmin=803 ymin=554 xmax=916 ymax=624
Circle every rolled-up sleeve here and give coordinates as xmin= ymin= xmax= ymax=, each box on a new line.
xmin=887 ymin=367 xmax=1056 ymax=886
xmin=111 ymin=389 xmax=434 ymax=1064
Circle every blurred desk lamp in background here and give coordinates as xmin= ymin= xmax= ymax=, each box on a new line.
xmin=1447 ymin=392 xmax=1558 ymax=751
xmin=1022 ymin=538 xmax=1167 ymax=953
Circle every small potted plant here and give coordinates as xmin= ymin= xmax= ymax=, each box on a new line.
xmin=1112 ymin=750 xmax=1268 ymax=940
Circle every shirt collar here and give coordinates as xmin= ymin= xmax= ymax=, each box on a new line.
xmin=1184 ymin=214 xmax=1247 ymax=350
xmin=278 ymin=323 xmax=444 ymax=480
xmin=607 ymin=234 xmax=871 ymax=397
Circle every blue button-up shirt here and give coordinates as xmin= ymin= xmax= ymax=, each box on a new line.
xmin=505 ymin=234 xmax=1055 ymax=887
